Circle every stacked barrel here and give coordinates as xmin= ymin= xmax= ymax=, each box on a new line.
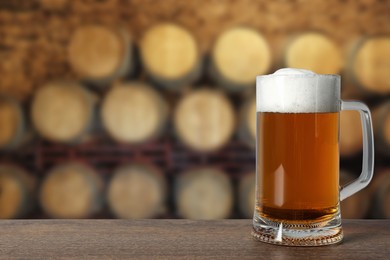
xmin=0 ymin=15 xmax=390 ymax=220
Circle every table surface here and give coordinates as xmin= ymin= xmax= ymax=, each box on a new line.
xmin=0 ymin=219 xmax=389 ymax=259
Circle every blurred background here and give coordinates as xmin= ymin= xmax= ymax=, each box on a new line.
xmin=0 ymin=0 xmax=389 ymax=220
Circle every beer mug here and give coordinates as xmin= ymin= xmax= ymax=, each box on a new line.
xmin=252 ymin=68 xmax=374 ymax=246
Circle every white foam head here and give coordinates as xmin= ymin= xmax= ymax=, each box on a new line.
xmin=256 ymin=68 xmax=340 ymax=113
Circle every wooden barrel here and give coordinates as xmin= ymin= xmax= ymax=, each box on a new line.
xmin=174 ymin=89 xmax=235 ymax=152
xmin=369 ymin=170 xmax=390 ymax=219
xmin=101 ymin=82 xmax=168 ymax=144
xmin=210 ymin=27 xmax=271 ymax=91
xmin=238 ymin=172 xmax=256 ymax=218
xmin=340 ymin=110 xmax=363 ymax=157
xmin=339 ymin=170 xmax=370 ymax=219
xmin=238 ymin=96 xmax=256 ymax=149
xmin=140 ymin=23 xmax=201 ymax=90
xmin=0 ymin=95 xmax=25 ymax=150
xmin=31 ymin=81 xmax=96 ymax=143
xmin=68 ymin=24 xmax=133 ymax=84
xmin=0 ymin=164 xmax=36 ymax=219
xmin=347 ymin=36 xmax=390 ymax=95
xmin=174 ymin=167 xmax=233 ymax=219
xmin=372 ymin=101 xmax=390 ymax=156
xmin=107 ymin=163 xmax=167 ymax=219
xmin=40 ymin=162 xmax=103 ymax=218
xmin=283 ymin=32 xmax=343 ymax=74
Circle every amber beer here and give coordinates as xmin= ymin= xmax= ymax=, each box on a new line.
xmin=256 ymin=112 xmax=339 ymax=222
xmin=253 ymin=68 xmax=374 ymax=246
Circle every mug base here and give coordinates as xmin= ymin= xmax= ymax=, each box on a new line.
xmin=252 ymin=216 xmax=343 ymax=246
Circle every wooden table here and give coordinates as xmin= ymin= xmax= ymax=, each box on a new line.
xmin=0 ymin=220 xmax=389 ymax=259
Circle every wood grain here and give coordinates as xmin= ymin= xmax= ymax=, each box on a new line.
xmin=101 ymin=82 xmax=168 ymax=144
xmin=40 ymin=162 xmax=104 ymax=218
xmin=0 ymin=164 xmax=36 ymax=219
xmin=31 ymin=81 xmax=95 ymax=143
xmin=283 ymin=32 xmax=343 ymax=74
xmin=174 ymin=89 xmax=235 ymax=152
xmin=175 ymin=167 xmax=233 ymax=219
xmin=107 ymin=163 xmax=167 ymax=219
xmin=140 ymin=22 xmax=201 ymax=89
xmin=210 ymin=27 xmax=271 ymax=90
xmin=348 ymin=36 xmax=390 ymax=94
xmin=0 ymin=220 xmax=388 ymax=259
xmin=68 ymin=24 xmax=133 ymax=83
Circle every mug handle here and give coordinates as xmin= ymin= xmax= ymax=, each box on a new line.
xmin=340 ymin=101 xmax=375 ymax=201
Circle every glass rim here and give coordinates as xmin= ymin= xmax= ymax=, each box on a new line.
xmin=256 ymin=73 xmax=340 ymax=80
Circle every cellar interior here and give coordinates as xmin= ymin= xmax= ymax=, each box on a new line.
xmin=0 ymin=0 xmax=389 ymax=220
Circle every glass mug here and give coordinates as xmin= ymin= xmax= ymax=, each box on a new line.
xmin=252 ymin=68 xmax=374 ymax=246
